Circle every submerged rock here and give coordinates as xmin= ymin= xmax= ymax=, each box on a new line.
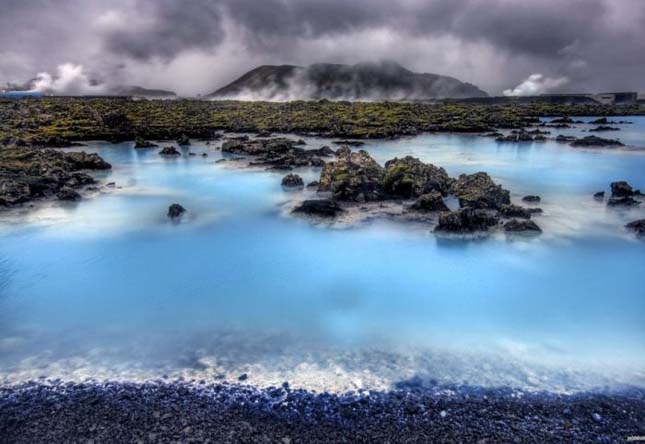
xmin=555 ymin=135 xmax=577 ymax=143
xmin=570 ymin=136 xmax=624 ymax=147
xmin=318 ymin=150 xmax=385 ymax=202
xmin=451 ymin=172 xmax=511 ymax=210
xmin=504 ymin=219 xmax=542 ymax=233
xmin=410 ymin=191 xmax=449 ymax=212
xmin=435 ymin=208 xmax=500 ymax=233
xmin=551 ymin=116 xmax=574 ymax=124
xmin=221 ymin=137 xmax=325 ymax=169
xmin=589 ymin=126 xmax=620 ymax=132
xmin=382 ymin=156 xmax=453 ymax=198
xmin=496 ymin=132 xmax=534 ymax=142
xmin=522 ymin=195 xmax=541 ymax=203
xmin=0 ymin=148 xmax=111 ymax=208
xmin=306 ymin=181 xmax=319 ymax=188
xmin=625 ymin=219 xmax=645 ymax=236
xmin=607 ymin=197 xmax=640 ymax=207
xmin=292 ymin=199 xmax=344 ymax=218
xmin=332 ymin=140 xmax=364 ymax=147
xmin=611 ymin=181 xmax=634 ymax=197
xmin=593 ymin=191 xmax=605 ymax=200
xmin=177 ymin=134 xmax=191 ymax=146
xmin=134 ymin=137 xmax=158 ymax=148
xmin=167 ymin=203 xmax=186 ymax=219
xmin=281 ymin=174 xmax=304 ymax=188
xmin=159 ymin=146 xmax=181 ymax=156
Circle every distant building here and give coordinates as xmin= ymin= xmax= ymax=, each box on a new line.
xmin=538 ymin=92 xmax=638 ymax=105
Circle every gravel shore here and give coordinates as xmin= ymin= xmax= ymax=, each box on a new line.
xmin=1 ymin=381 xmax=644 ymax=443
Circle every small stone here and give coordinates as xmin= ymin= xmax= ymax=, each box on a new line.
xmin=592 ymin=412 xmax=602 ymax=423
xmin=440 ymin=410 xmax=447 ymax=418
xmin=167 ymin=203 xmax=186 ymax=219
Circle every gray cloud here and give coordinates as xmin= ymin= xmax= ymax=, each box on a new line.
xmin=100 ymin=0 xmax=225 ymax=61
xmin=0 ymin=0 xmax=643 ymax=96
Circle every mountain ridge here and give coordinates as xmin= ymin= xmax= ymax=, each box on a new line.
xmin=209 ymin=61 xmax=488 ymax=100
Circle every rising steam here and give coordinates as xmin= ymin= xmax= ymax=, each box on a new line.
xmin=29 ymin=63 xmax=106 ymax=95
xmin=503 ymin=73 xmax=569 ymax=96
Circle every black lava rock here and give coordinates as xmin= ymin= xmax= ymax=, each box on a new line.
xmin=611 ymin=181 xmax=634 ymax=197
xmin=292 ymin=199 xmax=344 ymax=218
xmin=159 ymin=146 xmax=181 ymax=156
xmin=570 ymin=136 xmax=624 ymax=147
xmin=56 ymin=187 xmax=81 ymax=201
xmin=134 ymin=136 xmax=158 ymax=148
xmin=281 ymin=174 xmax=304 ymax=188
xmin=435 ymin=208 xmax=500 ymax=233
xmin=168 ymin=203 xmax=186 ymax=219
xmin=522 ymin=195 xmax=541 ymax=203
xmin=410 ymin=191 xmax=449 ymax=212
xmin=607 ymin=197 xmax=640 ymax=207
xmin=504 ymin=219 xmax=542 ymax=233
xmin=626 ymin=219 xmax=645 ymax=236
xmin=499 ymin=204 xmax=532 ymax=219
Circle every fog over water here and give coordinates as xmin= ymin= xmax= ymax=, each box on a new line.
xmin=0 ymin=119 xmax=644 ymax=393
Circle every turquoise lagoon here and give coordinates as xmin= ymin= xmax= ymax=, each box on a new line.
xmin=1 ymin=117 xmax=644 ymax=393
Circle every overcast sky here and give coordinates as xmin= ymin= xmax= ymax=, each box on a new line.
xmin=1 ymin=0 xmax=643 ymax=96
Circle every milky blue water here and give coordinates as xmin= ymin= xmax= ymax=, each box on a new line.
xmin=1 ymin=117 xmax=644 ymax=393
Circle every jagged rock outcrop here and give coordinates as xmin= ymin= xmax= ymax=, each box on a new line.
xmin=318 ymin=150 xmax=385 ymax=202
xmin=382 ymin=156 xmax=453 ymax=198
xmin=435 ymin=208 xmax=500 ymax=233
xmin=0 ymin=148 xmax=111 ymax=208
xmin=451 ymin=172 xmax=511 ymax=210
xmin=410 ymin=191 xmax=450 ymax=212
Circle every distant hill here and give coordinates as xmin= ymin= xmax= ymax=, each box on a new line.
xmin=108 ymin=85 xmax=176 ymax=98
xmin=209 ymin=61 xmax=488 ymax=101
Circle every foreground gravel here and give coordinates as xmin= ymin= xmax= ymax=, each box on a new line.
xmin=1 ymin=381 xmax=644 ymax=443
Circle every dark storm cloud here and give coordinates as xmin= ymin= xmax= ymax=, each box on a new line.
xmin=1 ymin=0 xmax=644 ymax=95
xmin=219 ymin=0 xmax=606 ymax=58
xmin=101 ymin=0 xmax=225 ymax=60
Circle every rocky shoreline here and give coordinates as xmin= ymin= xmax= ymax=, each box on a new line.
xmin=0 ymin=147 xmax=111 ymax=209
xmin=1 ymin=381 xmax=643 ymax=443
xmin=1 ymin=98 xmax=644 ymax=146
